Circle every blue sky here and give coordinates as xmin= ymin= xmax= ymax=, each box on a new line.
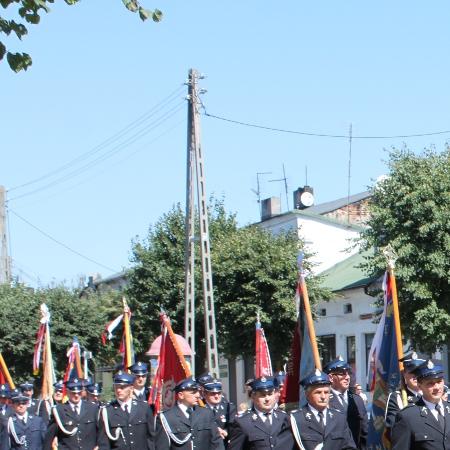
xmin=2 ymin=1 xmax=450 ymax=286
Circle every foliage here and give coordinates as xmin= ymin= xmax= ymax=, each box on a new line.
xmin=126 ymin=199 xmax=330 ymax=371
xmin=0 ymin=282 xmax=120 ymax=384
xmin=0 ymin=0 xmax=162 ymax=72
xmin=361 ymin=147 xmax=450 ymax=353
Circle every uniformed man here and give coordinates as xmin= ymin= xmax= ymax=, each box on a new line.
xmin=385 ymin=352 xmax=425 ymax=431
xmin=129 ymin=362 xmax=150 ymax=401
xmin=98 ymin=371 xmax=154 ymax=450
xmin=86 ymin=382 xmax=103 ymax=405
xmin=19 ymin=381 xmax=38 ymax=415
xmin=323 ymin=356 xmax=368 ymax=449
xmin=0 ymin=384 xmax=13 ymax=418
xmin=227 ymin=376 xmax=293 ymax=450
xmin=202 ymin=379 xmax=236 ymax=442
xmin=4 ymin=391 xmax=46 ymax=450
xmin=37 ymin=380 xmax=64 ymax=426
xmin=392 ymin=360 xmax=450 ymax=449
xmin=81 ymin=377 xmax=94 ymax=400
xmin=43 ymin=377 xmax=99 ymax=450
xmin=290 ymin=369 xmax=356 ymax=450
xmin=155 ymin=376 xmax=224 ymax=450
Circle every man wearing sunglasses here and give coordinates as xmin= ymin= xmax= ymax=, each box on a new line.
xmin=129 ymin=361 xmax=150 ymax=402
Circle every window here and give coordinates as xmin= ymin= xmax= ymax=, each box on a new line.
xmin=317 ymin=334 xmax=336 ymax=366
xmin=344 ymin=303 xmax=352 ymax=314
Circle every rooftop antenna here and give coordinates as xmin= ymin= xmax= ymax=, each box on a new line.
xmin=251 ymin=172 xmax=272 ymax=215
xmin=269 ymin=164 xmax=290 ymax=211
xmin=305 ymin=165 xmax=308 ymax=185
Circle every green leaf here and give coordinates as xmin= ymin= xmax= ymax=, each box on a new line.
xmin=152 ymin=8 xmax=162 ymax=22
xmin=138 ymin=7 xmax=150 ymax=21
xmin=32 ymin=0 xmax=50 ymax=13
xmin=0 ymin=42 xmax=6 ymax=61
xmin=25 ymin=13 xmax=40 ymax=24
xmin=7 ymin=51 xmax=32 ymax=72
xmin=123 ymin=0 xmax=138 ymax=12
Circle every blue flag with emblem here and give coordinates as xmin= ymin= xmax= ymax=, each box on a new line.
xmin=367 ymin=271 xmax=401 ymax=450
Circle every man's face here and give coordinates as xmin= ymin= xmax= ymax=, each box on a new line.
xmin=68 ymin=390 xmax=82 ymax=405
xmin=133 ymin=374 xmax=147 ymax=389
xmin=177 ymin=389 xmax=200 ymax=407
xmin=251 ymin=389 xmax=276 ymax=413
xmin=114 ymin=384 xmax=134 ymax=402
xmin=204 ymin=390 xmax=222 ymax=406
xmin=419 ymin=377 xmax=444 ymax=404
xmin=22 ymin=389 xmax=33 ymax=399
xmin=13 ymin=401 xmax=28 ymax=416
xmin=53 ymin=391 xmax=63 ymax=403
xmin=404 ymin=372 xmax=419 ymax=391
xmin=329 ymin=370 xmax=350 ymax=393
xmin=306 ymin=385 xmax=330 ymax=411
xmin=88 ymin=393 xmax=99 ymax=403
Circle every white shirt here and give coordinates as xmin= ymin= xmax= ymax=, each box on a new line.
xmin=68 ymin=401 xmax=82 ymax=414
xmin=117 ymin=399 xmax=132 ymax=412
xmin=254 ymin=407 xmax=273 ymax=425
xmin=177 ymin=402 xmax=192 ymax=419
xmin=16 ymin=412 xmax=28 ymax=424
xmin=422 ymin=398 xmax=444 ymax=421
xmin=308 ymin=405 xmax=327 ymax=426
xmin=331 ymin=388 xmax=348 ymax=406
xmin=134 ymin=388 xmax=146 ymax=397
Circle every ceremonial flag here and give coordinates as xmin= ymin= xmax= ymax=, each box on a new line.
xmin=150 ymin=312 xmax=191 ymax=413
xmin=255 ymin=315 xmax=272 ymax=378
xmin=281 ymin=253 xmax=321 ymax=406
xmin=367 ymin=271 xmax=402 ymax=450
xmin=33 ymin=304 xmax=56 ymax=400
xmin=0 ymin=353 xmax=15 ymax=389
xmin=62 ymin=337 xmax=84 ymax=397
xmin=101 ymin=297 xmax=135 ymax=370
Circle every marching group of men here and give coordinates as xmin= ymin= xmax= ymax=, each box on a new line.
xmin=0 ymin=353 xmax=448 ymax=450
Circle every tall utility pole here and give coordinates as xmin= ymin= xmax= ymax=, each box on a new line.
xmin=0 ymin=186 xmax=11 ymax=284
xmin=184 ymin=69 xmax=219 ymax=377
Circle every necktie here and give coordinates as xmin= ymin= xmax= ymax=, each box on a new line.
xmin=263 ymin=412 xmax=272 ymax=431
xmin=124 ymin=404 xmax=130 ymax=416
xmin=318 ymin=411 xmax=325 ymax=433
xmin=73 ymin=405 xmax=79 ymax=416
xmin=21 ymin=417 xmax=26 ymax=426
xmin=436 ymin=404 xmax=445 ymax=431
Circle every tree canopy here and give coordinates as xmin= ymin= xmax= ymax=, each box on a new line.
xmin=1 ymin=0 xmax=162 ymax=72
xmin=361 ymin=147 xmax=450 ymax=353
xmin=0 ymin=282 xmax=121 ymax=383
xmin=126 ymin=200 xmax=330 ymax=371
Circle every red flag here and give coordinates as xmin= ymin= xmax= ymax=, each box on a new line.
xmin=0 ymin=353 xmax=15 ymax=388
xmin=255 ymin=318 xmax=272 ymax=378
xmin=150 ymin=312 xmax=191 ymax=413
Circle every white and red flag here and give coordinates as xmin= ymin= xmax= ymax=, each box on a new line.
xmin=255 ymin=315 xmax=273 ymax=378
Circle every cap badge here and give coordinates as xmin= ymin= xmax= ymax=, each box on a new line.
xmin=427 ymin=360 xmax=434 ymax=369
xmin=314 ymin=368 xmax=321 ymax=376
xmin=337 ymin=355 xmax=344 ymax=361
xmin=261 ymin=377 xmax=267 ymax=382
xmin=411 ymin=352 xmax=418 ymax=360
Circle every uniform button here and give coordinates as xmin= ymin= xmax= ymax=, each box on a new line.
xmin=130 ymin=432 xmax=133 ymax=435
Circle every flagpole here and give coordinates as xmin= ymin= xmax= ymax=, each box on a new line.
xmin=383 ymin=245 xmax=407 ymax=406
xmin=298 ymin=256 xmax=322 ymax=370
xmin=255 ymin=311 xmax=261 ymax=378
xmin=0 ymin=353 xmax=15 ymax=389
xmin=123 ymin=297 xmax=132 ymax=372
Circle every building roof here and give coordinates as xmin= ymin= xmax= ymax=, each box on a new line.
xmin=321 ymin=250 xmax=376 ymax=291
xmin=307 ymin=191 xmax=371 ymax=215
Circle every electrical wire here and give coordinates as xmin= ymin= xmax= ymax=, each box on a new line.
xmin=204 ymin=112 xmax=450 ymax=139
xmin=8 ymin=85 xmax=185 ymax=193
xmin=8 ymin=208 xmax=119 ymax=273
xmin=8 ymin=101 xmax=185 ymax=202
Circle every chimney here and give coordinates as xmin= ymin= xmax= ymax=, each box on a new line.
xmin=261 ymin=197 xmax=281 ymax=221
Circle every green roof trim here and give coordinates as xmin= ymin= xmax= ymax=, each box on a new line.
xmin=321 ymin=250 xmax=376 ymax=292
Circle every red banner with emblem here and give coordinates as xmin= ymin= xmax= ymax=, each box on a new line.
xmin=255 ymin=316 xmax=273 ymax=378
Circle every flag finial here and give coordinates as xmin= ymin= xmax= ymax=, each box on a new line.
xmin=382 ymin=244 xmax=397 ymax=270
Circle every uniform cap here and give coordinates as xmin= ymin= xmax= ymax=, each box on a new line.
xmin=87 ymin=382 xmax=103 ymax=395
xmin=249 ymin=376 xmax=279 ymax=392
xmin=300 ymin=369 xmax=331 ymax=388
xmin=399 ymin=352 xmax=426 ymax=373
xmin=128 ymin=361 xmax=149 ymax=375
xmin=174 ymin=377 xmax=199 ymax=393
xmin=203 ymin=380 xmax=222 ymax=393
xmin=10 ymin=391 xmax=29 ymax=403
xmin=322 ymin=356 xmax=352 ymax=374
xmin=113 ymin=371 xmax=135 ymax=385
xmin=53 ymin=380 xmax=64 ymax=392
xmin=19 ymin=381 xmax=34 ymax=391
xmin=197 ymin=372 xmax=214 ymax=386
xmin=413 ymin=360 xmax=444 ymax=381
xmin=82 ymin=377 xmax=94 ymax=388
xmin=65 ymin=378 xmax=84 ymax=393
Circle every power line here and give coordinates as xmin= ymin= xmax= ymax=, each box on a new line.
xmin=8 ymin=101 xmax=185 ymax=202
xmin=8 ymin=208 xmax=119 ymax=273
xmin=8 ymin=85 xmax=185 ymax=193
xmin=205 ymin=112 xmax=450 ymax=139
